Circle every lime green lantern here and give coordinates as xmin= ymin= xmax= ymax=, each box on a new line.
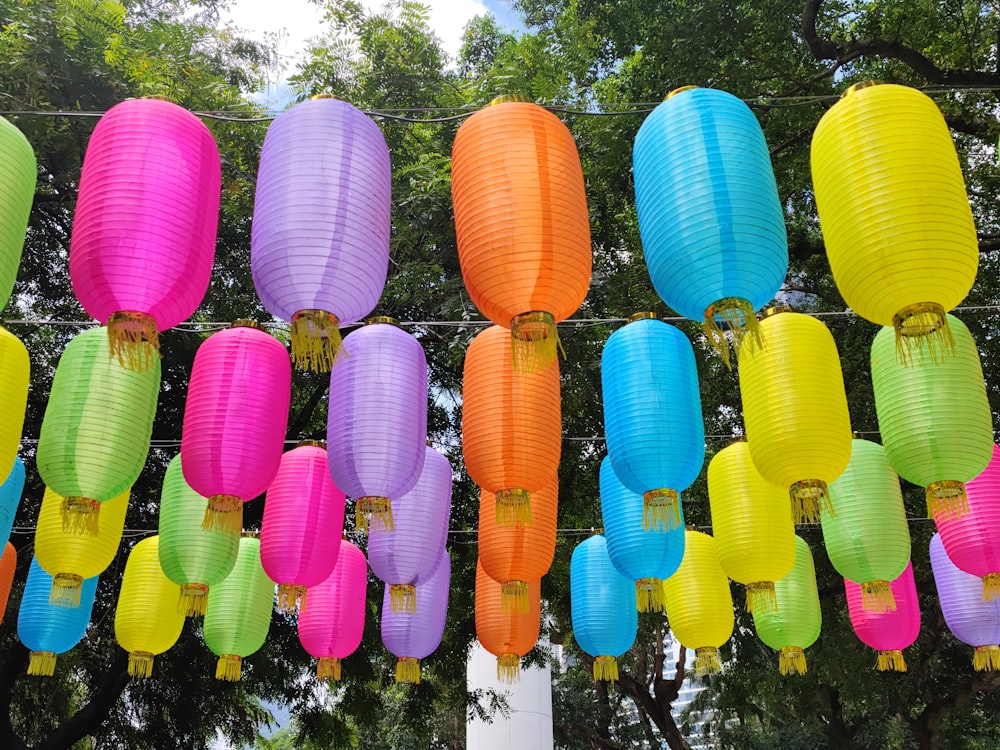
xmin=0 ymin=116 xmax=36 ymax=311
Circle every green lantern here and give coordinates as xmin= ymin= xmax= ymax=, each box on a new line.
xmin=0 ymin=117 xmax=36 ymax=312
xmin=203 ymin=536 xmax=274 ymax=681
xmin=823 ymin=438 xmax=910 ymax=613
xmin=752 ymin=535 xmax=822 ymax=675
xmin=157 ymin=455 xmax=240 ymax=617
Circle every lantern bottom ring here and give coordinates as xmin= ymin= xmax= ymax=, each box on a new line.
xmin=216 ymin=654 xmax=242 ymax=681
xmin=778 ymin=646 xmax=807 ymax=676
xmin=510 ymin=311 xmax=561 ymax=372
xmin=290 ymin=309 xmax=342 ymax=372
xmin=276 ymin=583 xmax=308 ymax=614
xmin=317 ymin=656 xmax=342 ymax=682
xmin=396 ymin=656 xmax=421 ymax=683
xmin=876 ymin=650 xmax=907 ymax=672
xmin=108 ymin=310 xmax=160 ymax=372
xmin=61 ymin=496 xmax=101 ymax=536
xmin=642 ymin=488 xmax=680 ymax=531
xmin=356 ymin=496 xmax=394 ymax=534
xmin=27 ymin=651 xmax=57 ymax=677
xmin=694 ymin=647 xmax=722 ymax=676
xmin=974 ymin=645 xmax=1000 ymax=672
xmin=789 ymin=479 xmax=830 ymax=525
xmin=703 ymin=296 xmax=763 ymax=369
xmin=593 ymin=655 xmax=619 ymax=683
xmin=388 ymin=583 xmax=417 ymax=614
xmin=635 ymin=578 xmax=665 ymax=613
xmin=926 ymin=480 xmax=968 ymax=519
xmin=128 ymin=651 xmax=155 ymax=679
xmin=860 ymin=580 xmax=896 ymax=613
xmin=178 ymin=582 xmax=210 ymax=617
xmin=49 ymin=573 xmax=84 ymax=608
xmin=497 ymin=652 xmax=521 ymax=683
xmin=495 ymin=488 xmax=532 ymax=527
xmin=893 ymin=302 xmax=956 ymax=365
xmin=203 ymin=495 xmax=244 ymax=536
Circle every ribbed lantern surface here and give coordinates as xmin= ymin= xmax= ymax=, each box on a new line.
xmin=114 ymin=536 xmax=185 ymax=678
xmin=0 ymin=542 xmax=15 ymax=625
xmin=181 ymin=324 xmax=291 ymax=536
xmin=261 ymin=442 xmax=345 ymax=614
xmin=475 ymin=560 xmax=541 ymax=683
xmin=602 ymin=315 xmax=704 ymax=531
xmin=462 ymin=324 xmax=561 ymax=525
xmin=0 ymin=116 xmax=36 ymax=311
xmin=451 ymin=99 xmax=591 ymax=371
xmin=811 ymin=83 xmax=977 ymax=358
xmin=18 ymin=557 xmax=98 ymax=677
xmin=381 ymin=550 xmax=450 ymax=684
xmin=633 ymin=87 xmax=787 ymax=365
xmin=570 ymin=534 xmax=637 ymax=683
xmin=662 ymin=530 xmax=734 ymax=676
xmin=871 ymin=314 xmax=992 ymax=519
xmin=157 ymin=454 xmax=240 ymax=617
xmin=369 ymin=446 xmax=451 ymax=613
xmin=846 ymin=562 xmax=920 ymax=672
xmin=298 ymin=541 xmax=367 ymax=682
xmin=252 ymin=97 xmax=391 ymax=372
xmin=0 ymin=327 xmax=30 ymax=483
xmin=327 ymin=319 xmax=427 ymax=533
xmin=738 ymin=309 xmax=852 ymax=524
xmin=752 ymin=535 xmax=822 ymax=675
xmin=708 ymin=441 xmax=796 ymax=614
xmin=0 ymin=457 xmax=25 ymax=548
xmin=824 ymin=438 xmax=910 ymax=612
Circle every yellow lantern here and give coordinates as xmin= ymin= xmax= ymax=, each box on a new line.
xmin=0 ymin=326 xmax=29 ymax=483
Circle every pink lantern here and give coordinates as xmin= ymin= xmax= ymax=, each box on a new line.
xmin=298 ymin=541 xmax=368 ymax=682
xmin=846 ymin=562 xmax=920 ymax=671
xmin=260 ymin=441 xmax=346 ymax=614
xmin=181 ymin=322 xmax=291 ymax=535
xmin=70 ymin=98 xmax=221 ymax=370
xmin=381 ymin=551 xmax=450 ymax=684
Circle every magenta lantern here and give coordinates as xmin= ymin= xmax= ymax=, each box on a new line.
xmin=182 ymin=322 xmax=291 ymax=536
xmin=260 ymin=441 xmax=346 ymax=614
xmin=69 ymin=98 xmax=221 ymax=370
xmin=846 ymin=562 xmax=920 ymax=671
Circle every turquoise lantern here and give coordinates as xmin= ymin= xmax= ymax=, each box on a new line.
xmin=0 ymin=457 xmax=24 ymax=548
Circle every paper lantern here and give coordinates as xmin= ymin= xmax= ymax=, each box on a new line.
xmin=36 ymin=326 xmax=158 ymax=534
xmin=69 ymin=98 xmax=221 ymax=370
xmin=811 ymin=82 xmax=977 ymax=360
xmin=601 ymin=314 xmax=704 ymax=530
xmin=462 ymin=324 xmax=561 ymax=525
xmin=114 ymin=536 xmax=185 ymax=678
xmin=752 ymin=536 xmax=821 ymax=675
xmin=381 ymin=550 xmax=450 ymax=684
xmin=599 ymin=457 xmax=684 ymax=613
xmin=327 ymin=318 xmax=427 ymax=533
xmin=871 ymin=314 xmax=992 ymax=518
xmin=846 ymin=562 xmax=920 ymax=672
xmin=0 ymin=327 xmax=29 ymax=483
xmin=0 ymin=457 xmax=25 ymax=549
xmin=35 ymin=487 xmax=128 ymax=607
xmin=632 ymin=87 xmax=787 ymax=365
xmin=708 ymin=441 xmax=796 ymax=613
xmin=738 ymin=308 xmax=852 ymax=523
xmin=475 ymin=561 xmax=541 ymax=683
xmin=0 ymin=542 xmax=16 ymax=625
xmin=181 ymin=322 xmax=291 ymax=535
xmin=203 ymin=536 xmax=274 ymax=681
xmin=570 ymin=534 xmax=637 ymax=683
xmin=157 ymin=454 xmax=240 ymax=617
xmin=252 ymin=96 xmax=391 ymax=372
xmin=368 ymin=446 xmax=451 ymax=613
xmin=662 ymin=530 xmax=734 ymax=676
xmin=823 ymin=438 xmax=910 ymax=612
xmin=0 ymin=116 xmax=36 ymax=311
xmin=451 ymin=98 xmax=591 ymax=371
xmin=17 ymin=557 xmax=98 ymax=677
xmin=298 ymin=541 xmax=367 ymax=682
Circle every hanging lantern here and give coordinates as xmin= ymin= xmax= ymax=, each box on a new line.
xmin=0 ymin=457 xmax=25 ymax=549
xmin=0 ymin=116 xmax=36 ymax=311
xmin=298 ymin=541 xmax=367 ymax=682
xmin=601 ymin=314 xmax=704 ymax=531
xmin=114 ymin=536 xmax=185 ymax=678
xmin=0 ymin=327 xmax=29 ymax=484
xmin=157 ymin=454 xmax=240 ymax=617
xmin=35 ymin=487 xmax=128 ymax=607
xmin=462 ymin=324 xmax=561 ymax=526
xmin=823 ymin=438 xmax=911 ymax=613
xmin=599 ymin=457 xmax=684 ymax=613
xmin=69 ymin=98 xmax=221 ymax=370
xmin=381 ymin=550 xmax=450 ymax=684
xmin=738 ymin=308 xmax=852 ymax=524
xmin=0 ymin=542 xmax=16 ymax=625
xmin=708 ymin=441 xmax=796 ymax=613
xmin=369 ymin=446 xmax=452 ymax=613
xmin=18 ymin=557 xmax=98 ymax=677
xmin=811 ymin=83 xmax=977 ymax=361
xmin=632 ymin=87 xmax=787 ymax=365
xmin=327 ymin=318 xmax=427 ymax=533
xmin=871 ymin=314 xmax=992 ymax=518
xmin=36 ymin=326 xmax=157 ymax=535
xmin=451 ymin=97 xmax=591 ymax=371
xmin=752 ymin=536 xmax=821 ymax=675
xmin=475 ymin=560 xmax=541 ymax=683
xmin=252 ymin=96 xmax=391 ymax=372
xmin=846 ymin=562 xmax=920 ymax=672
xmin=662 ymin=530 xmax=734 ymax=676
xmin=570 ymin=534 xmax=637 ymax=683
xmin=181 ymin=322 xmax=291 ymax=536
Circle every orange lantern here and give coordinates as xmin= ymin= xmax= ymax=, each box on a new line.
xmin=0 ymin=542 xmax=15 ymax=624
xmin=475 ymin=561 xmax=541 ymax=683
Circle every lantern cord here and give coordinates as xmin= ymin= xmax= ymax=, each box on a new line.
xmin=216 ymin=654 xmax=242 ymax=682
xmin=974 ymin=645 xmax=1000 ymax=672
xmin=642 ymin=489 xmax=681 ymax=532
xmin=128 ymin=651 xmax=155 ymax=679
xmin=746 ymin=582 xmax=778 ymax=614
xmin=49 ymin=573 xmax=83 ymax=608
xmin=926 ymin=480 xmax=969 ymax=520
xmin=501 ymin=580 xmax=530 ymax=614
xmin=178 ymin=583 xmax=210 ymax=617
xmin=635 ymin=578 xmax=665 ymax=613
xmin=395 ymin=657 xmax=421 ymax=684
xmin=694 ymin=647 xmax=722 ymax=677
xmin=982 ymin=573 xmax=1000 ymax=602
xmin=861 ymin=580 xmax=897 ymax=613
xmin=877 ymin=650 xmax=907 ymax=672
xmin=703 ymin=297 xmax=765 ymax=370
xmin=27 ymin=651 xmax=57 ymax=677
xmin=61 ymin=496 xmax=100 ymax=537
xmin=593 ymin=655 xmax=619 ymax=684
xmin=277 ymin=584 xmax=308 ymax=615
xmin=317 ymin=657 xmax=341 ymax=682
xmin=389 ymin=584 xmax=417 ymax=614
xmin=497 ymin=653 xmax=521 ymax=684
xmin=779 ymin=647 xmax=807 ymax=676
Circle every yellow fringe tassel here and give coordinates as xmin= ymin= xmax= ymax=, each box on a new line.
xmin=790 ymin=479 xmax=832 ymax=524
xmin=974 ymin=645 xmax=1000 ymax=671
xmin=27 ymin=651 xmax=57 ymax=677
xmin=389 ymin=584 xmax=417 ymax=614
xmin=178 ymin=583 xmax=209 ymax=617
xmin=779 ymin=646 xmax=807 ymax=676
xmin=396 ymin=656 xmax=421 ymax=684
xmin=276 ymin=584 xmax=308 ymax=614
xmin=290 ymin=309 xmax=343 ymax=373
xmin=703 ymin=297 xmax=765 ymax=371
xmin=128 ymin=651 xmax=155 ymax=679
xmin=216 ymin=654 xmax=242 ymax=681
xmin=635 ymin=578 xmax=665 ymax=613
xmin=861 ymin=580 xmax=897 ymax=613
xmin=746 ymin=582 xmax=778 ymax=614
xmin=926 ymin=480 xmax=969 ymax=520
xmin=317 ymin=657 xmax=342 ymax=682
xmin=877 ymin=650 xmax=907 ymax=672
xmin=510 ymin=311 xmax=563 ymax=374
xmin=694 ymin=647 xmax=722 ymax=677
xmin=593 ymin=655 xmax=619 ymax=684
xmin=495 ymin=488 xmax=532 ymax=527
xmin=497 ymin=653 xmax=520 ymax=683
xmin=108 ymin=311 xmax=160 ymax=372
xmin=356 ymin=496 xmax=394 ymax=534
xmin=893 ymin=302 xmax=955 ymax=367
xmin=501 ymin=580 xmax=529 ymax=614
xmin=983 ymin=573 xmax=1000 ymax=601
xmin=202 ymin=495 xmax=243 ymax=536
xmin=49 ymin=573 xmax=83 ymax=608
xmin=642 ymin=488 xmax=680 ymax=531
xmin=61 ymin=496 xmax=100 ymax=536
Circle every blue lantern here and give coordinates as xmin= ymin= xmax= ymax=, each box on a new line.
xmin=0 ymin=456 xmax=24 ymax=548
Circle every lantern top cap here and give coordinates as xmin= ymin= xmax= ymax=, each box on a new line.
xmin=488 ymin=95 xmax=531 ymax=106
xmin=241 ymin=530 xmax=260 ymax=539
xmin=365 ymin=316 xmax=400 ymax=327
xmin=665 ymin=86 xmax=699 ymax=100
xmin=626 ymin=312 xmax=658 ymax=324
xmin=842 ymin=80 xmax=882 ymax=98
xmin=297 ymin=439 xmax=326 ymax=448
xmin=852 ymin=431 xmax=867 ymax=440
xmin=309 ymin=93 xmax=339 ymax=101
xmin=230 ymin=319 xmax=264 ymax=330
xmin=760 ymin=305 xmax=793 ymax=319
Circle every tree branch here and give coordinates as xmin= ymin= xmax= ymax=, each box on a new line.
xmin=0 ymin=645 xmax=30 ymax=750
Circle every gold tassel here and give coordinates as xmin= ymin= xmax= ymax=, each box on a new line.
xmin=497 ymin=653 xmax=520 ymax=683
xmin=389 ymin=584 xmax=417 ymax=614
xmin=277 ymin=584 xmax=308 ymax=614
xmin=355 ymin=496 xmax=394 ymax=534
xmin=178 ymin=583 xmax=209 ymax=617
xmin=746 ymin=582 xmax=778 ymax=614
xmin=396 ymin=656 xmax=421 ymax=684
xmin=926 ymin=480 xmax=969 ymax=519
xmin=983 ymin=573 xmax=1000 ymax=601
xmin=49 ymin=573 xmax=83 ymax=608
xmin=501 ymin=580 xmax=529 ymax=614
xmin=27 ymin=651 xmax=57 ymax=677
xmin=317 ymin=657 xmax=341 ymax=682
xmin=974 ymin=645 xmax=1000 ymax=671
xmin=495 ymin=488 xmax=532 ymax=526
xmin=510 ymin=311 xmax=563 ymax=374
xmin=593 ymin=655 xmax=618 ymax=684
xmin=779 ymin=646 xmax=807 ymax=676
xmin=60 ymin=496 xmax=100 ymax=536
xmin=290 ymin=309 xmax=342 ymax=373
xmin=861 ymin=580 xmax=897 ymax=613
xmin=694 ymin=647 xmax=722 ymax=676
xmin=703 ymin=297 xmax=765 ymax=370
xmin=202 ymin=495 xmax=243 ymax=535
xmin=128 ymin=651 xmax=155 ymax=679
xmin=635 ymin=578 xmax=665 ymax=613
xmin=642 ymin=488 xmax=680 ymax=531
xmin=877 ymin=650 xmax=907 ymax=672
xmin=107 ymin=311 xmax=160 ymax=372
xmin=215 ymin=654 xmax=242 ymax=681
xmin=893 ymin=302 xmax=955 ymax=366
xmin=789 ymin=479 xmax=832 ymax=524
